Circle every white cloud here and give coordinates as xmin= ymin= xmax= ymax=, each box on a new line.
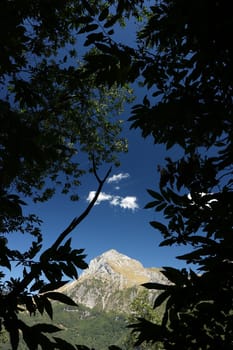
xmin=110 ymin=196 xmax=121 ymax=206
xmin=107 ymin=173 xmax=130 ymax=184
xmin=86 ymin=191 xmax=139 ymax=211
xmin=86 ymin=191 xmax=112 ymax=205
xmin=120 ymin=196 xmax=139 ymax=211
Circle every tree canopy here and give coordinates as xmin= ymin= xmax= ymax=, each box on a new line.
xmin=0 ymin=0 xmax=136 ymax=211
xmin=1 ymin=0 xmax=233 ymax=349
xmin=132 ymin=1 xmax=233 ymax=349
xmin=0 ymin=1 xmax=140 ymax=349
xmin=81 ymin=0 xmax=233 ymax=349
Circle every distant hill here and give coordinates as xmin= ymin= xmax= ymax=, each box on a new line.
xmin=60 ymin=249 xmax=168 ymax=312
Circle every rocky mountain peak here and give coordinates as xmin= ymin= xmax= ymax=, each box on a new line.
xmin=82 ymin=249 xmax=144 ymax=281
xmin=62 ymin=250 xmax=168 ymax=312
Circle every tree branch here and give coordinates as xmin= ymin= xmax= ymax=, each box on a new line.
xmin=50 ymin=163 xmax=111 ymax=251
xmin=10 ymin=163 xmax=111 ymax=294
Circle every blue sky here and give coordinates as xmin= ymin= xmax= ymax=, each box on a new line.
xmin=8 ymin=112 xmax=193 ymax=274
xmin=4 ymin=70 xmax=193 ymax=274
xmin=5 ymin=10 xmax=196 ymax=278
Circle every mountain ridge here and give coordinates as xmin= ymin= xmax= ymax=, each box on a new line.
xmin=61 ymin=249 xmax=168 ymax=312
xmin=80 ymin=249 xmax=163 ymax=287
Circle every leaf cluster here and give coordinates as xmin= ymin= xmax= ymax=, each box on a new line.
xmin=81 ymin=1 xmax=233 ymax=349
xmin=0 ymin=238 xmax=87 ymax=349
xmin=2 ymin=0 xmax=233 ymax=349
xmin=1 ymin=0 xmax=139 ymax=227
xmin=115 ymin=1 xmax=233 ymax=349
xmin=0 ymin=3 xmax=138 ymax=345
xmin=0 ymin=1 xmax=146 ymax=350
xmin=0 ymin=159 xmax=113 ymax=349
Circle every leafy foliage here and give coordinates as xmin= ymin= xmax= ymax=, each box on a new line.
xmin=112 ymin=1 xmax=233 ymax=349
xmin=0 ymin=1 xmax=144 ymax=349
xmin=126 ymin=290 xmax=164 ymax=349
xmin=3 ymin=0 xmax=233 ymax=349
xmin=81 ymin=0 xmax=233 ymax=349
xmin=0 ymin=159 xmax=114 ymax=349
xmin=1 ymin=0 xmax=140 ymax=226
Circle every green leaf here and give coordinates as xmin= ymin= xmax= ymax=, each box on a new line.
xmin=39 ymin=280 xmax=69 ymax=293
xmin=44 ymin=291 xmax=78 ymax=306
xmin=33 ymin=295 xmax=44 ymax=315
xmin=24 ymin=295 xmax=36 ymax=315
xmin=22 ymin=328 xmax=37 ymax=350
xmin=159 ymin=238 xmax=176 ymax=246
xmin=160 ymin=188 xmax=171 ymax=202
xmin=155 ymin=202 xmax=167 ymax=212
xmin=83 ymin=0 xmax=97 ymax=15
xmin=142 ymin=282 xmax=170 ymax=290
xmin=53 ymin=337 xmax=77 ymax=350
xmin=63 ymin=237 xmax=72 ymax=251
xmin=128 ymin=318 xmax=167 ymax=344
xmin=147 ymin=189 xmax=164 ymax=201
xmin=8 ymin=323 xmax=19 ymax=350
xmin=150 ymin=221 xmax=168 ymax=235
xmin=78 ymin=16 xmax=93 ymax=24
xmin=143 ymin=95 xmax=150 ymax=107
xmin=176 ymin=248 xmax=208 ymax=261
xmin=0 ymin=254 xmax=11 ymax=270
xmin=95 ymin=43 xmax=112 ymax=53
xmin=161 ymin=267 xmax=187 ymax=285
xmin=76 ymin=345 xmax=92 ymax=350
xmin=32 ymin=323 xmax=61 ymax=333
xmin=43 ymin=296 xmax=53 ymax=319
xmin=98 ymin=7 xmax=109 ymax=21
xmin=78 ymin=24 xmax=98 ymax=34
xmin=64 ymin=263 xmax=78 ymax=279
xmin=104 ymin=16 xmax=118 ymax=28
xmin=144 ymin=200 xmax=159 ymax=209
xmin=153 ymin=290 xmax=170 ymax=308
xmin=84 ymin=32 xmax=104 ymax=46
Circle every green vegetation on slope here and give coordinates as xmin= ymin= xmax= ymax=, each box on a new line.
xmin=0 ymin=290 xmax=165 ymax=350
xmin=3 ymin=303 xmax=129 ymax=350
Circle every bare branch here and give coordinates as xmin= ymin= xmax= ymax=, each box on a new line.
xmin=50 ymin=164 xmax=111 ymax=251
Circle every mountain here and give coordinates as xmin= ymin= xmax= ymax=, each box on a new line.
xmin=1 ymin=250 xmax=168 ymax=350
xmin=61 ymin=249 xmax=168 ymax=313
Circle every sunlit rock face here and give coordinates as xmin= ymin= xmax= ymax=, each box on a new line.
xmin=61 ymin=249 xmax=168 ymax=312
